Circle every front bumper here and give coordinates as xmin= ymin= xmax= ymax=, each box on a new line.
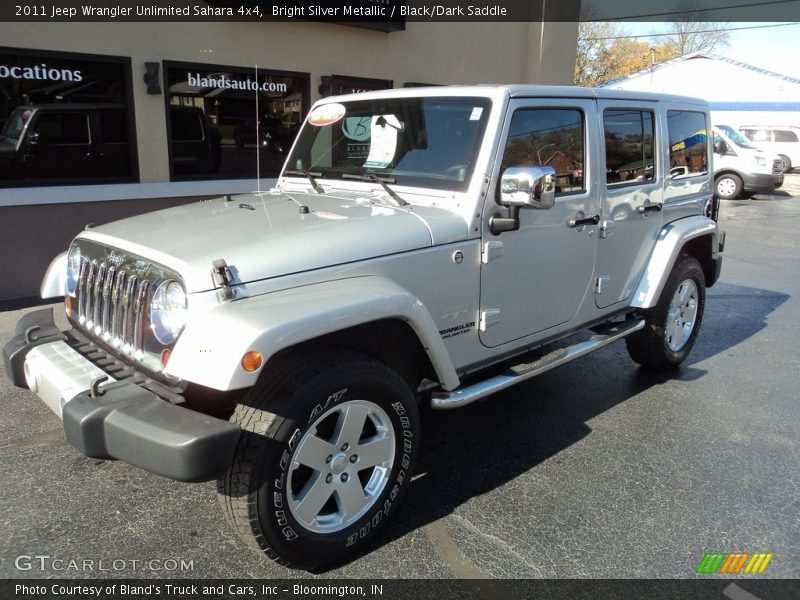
xmin=3 ymin=308 xmax=241 ymax=482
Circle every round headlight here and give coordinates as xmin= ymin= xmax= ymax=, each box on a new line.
xmin=150 ymin=280 xmax=187 ymax=345
xmin=66 ymin=244 xmax=81 ymax=297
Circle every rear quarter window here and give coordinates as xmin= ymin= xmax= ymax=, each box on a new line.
xmin=667 ymin=110 xmax=708 ymax=180
xmin=774 ymin=129 xmax=798 ymax=142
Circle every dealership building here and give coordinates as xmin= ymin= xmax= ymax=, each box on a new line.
xmin=0 ymin=12 xmax=579 ymax=302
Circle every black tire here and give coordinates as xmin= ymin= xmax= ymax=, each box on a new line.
xmin=626 ymin=256 xmax=706 ymax=370
xmin=714 ymin=173 xmax=743 ymax=200
xmin=779 ymin=154 xmax=792 ymax=174
xmin=234 ymin=134 xmax=244 ymax=148
xmin=217 ymin=348 xmax=420 ymax=570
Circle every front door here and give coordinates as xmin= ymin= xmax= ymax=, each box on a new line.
xmin=479 ymin=98 xmax=599 ymax=348
xmin=27 ymin=109 xmax=97 ymax=180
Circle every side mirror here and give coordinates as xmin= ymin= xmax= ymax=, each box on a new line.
xmin=500 ymin=166 xmax=556 ymax=210
xmin=25 ymin=131 xmax=40 ymax=152
xmin=713 ymin=139 xmax=728 ymax=155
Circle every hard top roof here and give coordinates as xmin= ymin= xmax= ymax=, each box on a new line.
xmin=316 ymin=84 xmax=707 ymax=107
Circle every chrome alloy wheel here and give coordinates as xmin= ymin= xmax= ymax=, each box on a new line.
xmin=287 ymin=399 xmax=395 ymax=534
xmin=665 ymin=279 xmax=699 ymax=352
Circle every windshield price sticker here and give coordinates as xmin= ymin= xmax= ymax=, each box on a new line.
xmin=364 ymin=114 xmax=401 ymax=168
xmin=308 ymin=103 xmax=346 ymax=127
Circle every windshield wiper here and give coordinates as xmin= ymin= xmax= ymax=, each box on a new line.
xmin=284 ymin=169 xmax=325 ymax=194
xmin=342 ymin=173 xmax=408 ymax=207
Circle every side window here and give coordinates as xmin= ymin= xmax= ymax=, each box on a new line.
xmin=170 ymin=110 xmax=204 ymax=142
xmin=34 ymin=112 xmax=90 ymax=145
xmin=774 ymin=129 xmax=798 ymax=142
xmin=501 ymin=108 xmax=585 ymax=195
xmin=667 ymin=110 xmax=708 ymax=179
xmin=99 ymin=111 xmax=129 ymax=144
xmin=603 ymin=109 xmax=655 ymax=185
xmin=744 ymin=128 xmax=769 ymax=143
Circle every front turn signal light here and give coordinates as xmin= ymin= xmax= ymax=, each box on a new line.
xmin=241 ymin=351 xmax=263 ymax=373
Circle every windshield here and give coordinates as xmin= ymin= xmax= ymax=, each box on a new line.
xmin=284 ymin=96 xmax=492 ymax=191
xmin=0 ymin=107 xmax=31 ymax=140
xmin=717 ymin=124 xmax=757 ymax=149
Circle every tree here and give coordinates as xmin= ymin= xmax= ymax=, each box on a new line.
xmin=574 ymin=3 xmax=628 ymax=87
xmin=574 ymin=0 xmax=728 ymax=87
xmin=605 ymin=39 xmax=680 ymax=81
xmin=663 ymin=0 xmax=730 ymax=55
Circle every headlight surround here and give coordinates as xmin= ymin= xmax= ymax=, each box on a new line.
xmin=150 ymin=279 xmax=188 ymax=345
xmin=66 ymin=244 xmax=81 ymax=297
xmin=755 ymin=156 xmax=767 ymax=167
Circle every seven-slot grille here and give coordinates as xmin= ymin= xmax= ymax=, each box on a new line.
xmin=773 ymin=159 xmax=784 ymax=174
xmin=76 ymin=258 xmax=151 ymax=358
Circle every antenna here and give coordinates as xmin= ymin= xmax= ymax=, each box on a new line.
xmin=255 ymin=64 xmax=261 ymax=194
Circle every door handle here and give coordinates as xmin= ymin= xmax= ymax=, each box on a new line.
xmin=568 ymin=214 xmax=600 ymax=228
xmin=637 ymin=202 xmax=662 ymax=213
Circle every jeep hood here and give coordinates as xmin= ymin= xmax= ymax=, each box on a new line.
xmin=78 ymin=190 xmax=469 ymax=293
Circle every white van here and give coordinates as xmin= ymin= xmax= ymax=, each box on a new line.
xmin=738 ymin=125 xmax=800 ymax=174
xmin=712 ymin=124 xmax=784 ymax=199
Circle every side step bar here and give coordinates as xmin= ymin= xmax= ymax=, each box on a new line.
xmin=431 ymin=319 xmax=645 ymax=410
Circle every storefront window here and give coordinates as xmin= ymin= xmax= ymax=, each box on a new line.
xmin=0 ymin=48 xmax=136 ymax=187
xmin=165 ymin=61 xmax=309 ymax=180
xmin=319 ymin=75 xmax=393 ymax=97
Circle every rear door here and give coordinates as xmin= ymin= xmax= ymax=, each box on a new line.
xmin=593 ymin=100 xmax=664 ymax=309
xmin=95 ymin=108 xmax=134 ymax=179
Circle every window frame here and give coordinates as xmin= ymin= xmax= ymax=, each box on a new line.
xmin=500 ymin=105 xmax=588 ymax=199
xmin=666 ymin=109 xmax=710 ymax=183
xmin=0 ymin=45 xmax=138 ymax=188
xmin=163 ymin=59 xmax=311 ymax=182
xmin=602 ymin=107 xmax=657 ymax=189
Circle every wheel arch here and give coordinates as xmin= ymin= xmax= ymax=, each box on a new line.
xmin=680 ymin=235 xmax=717 ymax=287
xmin=630 ymin=216 xmax=722 ymax=309
xmin=714 ymin=168 xmax=743 ymax=181
xmin=166 ymin=276 xmax=460 ymax=393
xmin=266 ymin=319 xmax=439 ymax=395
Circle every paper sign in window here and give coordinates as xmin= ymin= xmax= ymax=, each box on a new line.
xmin=364 ymin=115 xmax=402 ymax=168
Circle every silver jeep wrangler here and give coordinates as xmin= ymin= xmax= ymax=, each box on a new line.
xmin=4 ymin=86 xmax=724 ymax=569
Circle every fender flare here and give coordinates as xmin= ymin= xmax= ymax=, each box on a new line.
xmin=40 ymin=251 xmax=67 ymax=299
xmin=631 ymin=216 xmax=721 ymax=309
xmin=166 ymin=276 xmax=461 ymax=392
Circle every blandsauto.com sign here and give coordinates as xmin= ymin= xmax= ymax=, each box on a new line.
xmin=187 ymin=73 xmax=287 ymax=92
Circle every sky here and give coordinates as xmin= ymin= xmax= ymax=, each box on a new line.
xmin=623 ymin=21 xmax=800 ymax=80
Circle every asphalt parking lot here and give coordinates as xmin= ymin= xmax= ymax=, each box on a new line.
xmin=1 ymin=179 xmax=798 ymax=580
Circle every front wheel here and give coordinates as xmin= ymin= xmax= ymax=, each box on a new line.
xmin=217 ymin=349 xmax=420 ymax=569
xmin=626 ymin=256 xmax=706 ymax=370
xmin=779 ymin=154 xmax=792 ymax=173
xmin=715 ymin=173 xmax=742 ymax=200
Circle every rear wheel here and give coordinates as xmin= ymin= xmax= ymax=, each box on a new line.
xmin=217 ymin=349 xmax=420 ymax=569
xmin=626 ymin=256 xmax=706 ymax=370
xmin=715 ymin=173 xmax=742 ymax=200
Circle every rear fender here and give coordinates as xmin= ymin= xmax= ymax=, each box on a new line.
xmin=631 ymin=216 xmax=722 ymax=308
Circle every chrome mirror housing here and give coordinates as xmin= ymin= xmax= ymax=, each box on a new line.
xmin=500 ymin=166 xmax=556 ymax=209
